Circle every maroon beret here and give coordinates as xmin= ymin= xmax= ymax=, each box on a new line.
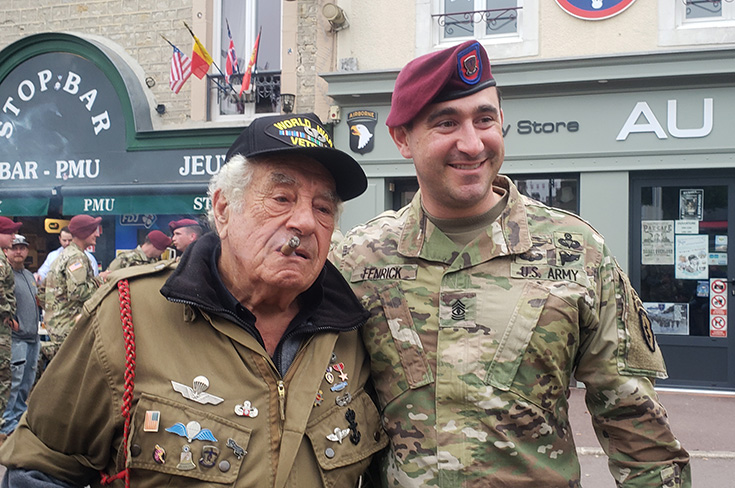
xmin=147 ymin=230 xmax=172 ymax=251
xmin=68 ymin=214 xmax=102 ymax=239
xmin=169 ymin=219 xmax=200 ymax=232
xmin=0 ymin=217 xmax=22 ymax=235
xmin=386 ymin=40 xmax=496 ymax=128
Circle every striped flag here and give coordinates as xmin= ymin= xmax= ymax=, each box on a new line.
xmin=191 ymin=33 xmax=213 ymax=79
xmin=170 ymin=46 xmax=192 ymax=94
xmin=225 ymin=20 xmax=239 ymax=84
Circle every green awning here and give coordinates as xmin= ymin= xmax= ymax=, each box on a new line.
xmin=63 ymin=194 xmax=209 ymax=215
xmin=0 ymin=197 xmax=50 ymax=216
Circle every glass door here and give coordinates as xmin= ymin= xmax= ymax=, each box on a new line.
xmin=632 ymin=174 xmax=735 ymax=390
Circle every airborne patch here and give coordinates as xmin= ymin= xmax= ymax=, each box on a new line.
xmin=350 ymin=264 xmax=418 ymax=282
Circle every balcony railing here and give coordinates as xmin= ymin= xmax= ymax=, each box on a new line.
xmin=432 ymin=7 xmax=522 ymax=36
xmin=207 ymin=70 xmax=282 ymax=117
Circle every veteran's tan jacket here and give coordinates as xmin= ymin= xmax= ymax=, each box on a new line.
xmin=0 ymin=233 xmax=386 ymax=487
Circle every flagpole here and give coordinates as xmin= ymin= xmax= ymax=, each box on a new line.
xmin=182 ymin=22 xmax=237 ymax=96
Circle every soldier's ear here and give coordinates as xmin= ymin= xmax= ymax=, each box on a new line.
xmin=212 ymin=189 xmax=230 ymax=239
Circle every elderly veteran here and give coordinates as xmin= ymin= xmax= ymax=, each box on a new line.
xmin=107 ymin=230 xmax=172 ymax=271
xmin=0 ymin=113 xmax=387 ymax=487
xmin=332 ymin=41 xmax=690 ymax=487
xmin=169 ymin=218 xmax=203 ymax=255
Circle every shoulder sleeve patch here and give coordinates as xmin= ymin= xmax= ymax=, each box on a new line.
xmin=616 ymin=269 xmax=667 ymax=379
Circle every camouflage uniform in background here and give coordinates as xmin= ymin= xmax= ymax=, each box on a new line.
xmin=44 ymin=242 xmax=102 ymax=359
xmin=333 ymin=176 xmax=691 ymax=488
xmin=0 ymin=250 xmax=15 ymax=413
xmin=106 ymin=246 xmax=155 ymax=271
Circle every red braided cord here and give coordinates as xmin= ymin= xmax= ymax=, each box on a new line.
xmin=100 ymin=279 xmax=135 ymax=487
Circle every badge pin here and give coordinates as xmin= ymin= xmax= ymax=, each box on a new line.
xmin=166 ymin=420 xmax=218 ymax=443
xmin=346 ymin=408 xmax=361 ymax=445
xmin=333 ymin=362 xmax=348 ymax=382
xmin=144 ymin=410 xmax=160 ymax=432
xmin=330 ymin=381 xmax=348 ymax=392
xmin=335 ymin=392 xmax=352 ymax=407
xmin=314 ymin=389 xmax=324 ymax=407
xmin=199 ymin=445 xmax=220 ymax=469
xmin=326 ymin=427 xmax=350 ymax=444
xmin=153 ymin=444 xmax=166 ymax=464
xmin=226 ymin=438 xmax=247 ymax=460
xmin=177 ymin=444 xmax=196 ymax=471
xmin=324 ymin=371 xmax=335 ymax=384
xmin=171 ymin=375 xmax=224 ymax=405
xmin=234 ymin=401 xmax=259 ymax=418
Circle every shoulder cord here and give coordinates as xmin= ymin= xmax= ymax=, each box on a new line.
xmin=100 ymin=279 xmax=135 ymax=487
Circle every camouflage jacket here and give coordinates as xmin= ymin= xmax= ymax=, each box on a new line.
xmin=0 ymin=251 xmax=15 ymax=323
xmin=107 ymin=246 xmax=155 ymax=272
xmin=333 ymin=176 xmax=691 ymax=488
xmin=44 ymin=242 xmax=102 ymax=343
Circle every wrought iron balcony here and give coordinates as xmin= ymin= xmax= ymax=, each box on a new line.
xmin=432 ymin=7 xmax=521 ymax=36
xmin=207 ymin=70 xmax=282 ymax=117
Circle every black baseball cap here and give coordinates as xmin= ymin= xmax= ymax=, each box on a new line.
xmin=225 ymin=113 xmax=368 ymax=201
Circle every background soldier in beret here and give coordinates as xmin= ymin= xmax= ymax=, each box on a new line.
xmin=169 ymin=218 xmax=203 ymax=255
xmin=0 ymin=217 xmax=22 ymax=422
xmin=0 ymin=113 xmax=387 ymax=486
xmin=106 ymin=230 xmax=172 ymax=271
xmin=43 ymin=214 xmax=109 ymax=360
xmin=333 ymin=41 xmax=691 ymax=487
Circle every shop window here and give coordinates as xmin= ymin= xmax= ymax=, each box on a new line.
xmin=419 ymin=0 xmax=539 ymax=59
xmin=638 ymin=185 xmax=728 ymax=338
xmin=659 ymin=0 xmax=735 ymax=47
xmin=513 ymin=175 xmax=579 ymax=215
xmin=209 ymin=0 xmax=282 ymax=120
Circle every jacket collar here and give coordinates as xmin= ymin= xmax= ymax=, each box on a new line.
xmin=160 ymin=232 xmax=369 ymax=333
xmin=397 ymin=175 xmax=533 ymax=267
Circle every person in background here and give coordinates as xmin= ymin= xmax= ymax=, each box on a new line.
xmin=44 ymin=215 xmax=109 ymax=360
xmin=34 ymin=226 xmax=99 ymax=284
xmin=0 ymin=235 xmax=40 ymax=445
xmin=169 ymin=218 xmax=203 ymax=255
xmin=0 ymin=217 xmax=21 ymax=428
xmin=106 ymin=230 xmax=172 ymax=272
xmin=333 ymin=41 xmax=690 ymax=487
xmin=0 ymin=113 xmax=387 ymax=487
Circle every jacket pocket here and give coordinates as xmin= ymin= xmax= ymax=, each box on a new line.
xmin=128 ymin=393 xmax=252 ymax=484
xmin=305 ymin=389 xmax=388 ymax=487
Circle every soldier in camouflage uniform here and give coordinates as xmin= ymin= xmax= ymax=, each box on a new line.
xmin=106 ymin=230 xmax=171 ymax=271
xmin=44 ymin=215 xmax=109 ymax=358
xmin=0 ymin=217 xmax=22 ymax=416
xmin=333 ymin=41 xmax=691 ymax=487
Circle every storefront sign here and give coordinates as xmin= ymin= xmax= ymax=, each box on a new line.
xmin=0 ymin=196 xmax=49 ymax=216
xmin=555 ymin=0 xmax=637 ymax=21
xmin=62 ymin=194 xmax=210 ymax=215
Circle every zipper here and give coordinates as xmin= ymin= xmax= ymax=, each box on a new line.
xmin=277 ymin=380 xmax=286 ymax=421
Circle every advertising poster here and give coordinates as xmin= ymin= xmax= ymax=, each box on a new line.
xmin=679 ymin=189 xmax=704 ymax=220
xmin=641 ymin=220 xmax=674 ymax=265
xmin=644 ymin=302 xmax=689 ymax=336
xmin=675 ymin=234 xmax=708 ymax=280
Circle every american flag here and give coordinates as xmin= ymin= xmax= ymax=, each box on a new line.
xmin=170 ymin=46 xmax=192 ymax=94
xmin=225 ymin=21 xmax=239 ymax=84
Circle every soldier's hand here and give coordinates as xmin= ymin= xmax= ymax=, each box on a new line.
xmin=99 ymin=270 xmax=111 ymax=282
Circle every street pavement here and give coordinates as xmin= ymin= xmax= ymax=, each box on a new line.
xmin=0 ymin=387 xmax=731 ymax=485
xmin=570 ymin=387 xmax=735 ymax=487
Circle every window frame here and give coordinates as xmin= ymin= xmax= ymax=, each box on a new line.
xmin=659 ymin=0 xmax=735 ymax=47
xmin=418 ymin=0 xmax=538 ymax=59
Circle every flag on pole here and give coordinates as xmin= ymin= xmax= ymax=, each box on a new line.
xmin=239 ymin=27 xmax=261 ymax=97
xmin=190 ymin=33 xmax=213 ymax=79
xmin=225 ymin=20 xmax=239 ymax=84
xmin=170 ymin=46 xmax=192 ymax=94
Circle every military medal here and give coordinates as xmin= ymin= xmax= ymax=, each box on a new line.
xmin=335 ymin=392 xmax=352 ymax=407
xmin=333 ymin=362 xmax=348 ymax=381
xmin=234 ymin=400 xmax=259 ymax=418
xmin=314 ymin=389 xmax=324 ymax=406
xmin=171 ymin=375 xmax=224 ymax=405
xmin=330 ymin=381 xmax=347 ymax=392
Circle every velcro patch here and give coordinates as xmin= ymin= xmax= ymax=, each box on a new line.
xmin=351 ymin=265 xmax=418 ymax=282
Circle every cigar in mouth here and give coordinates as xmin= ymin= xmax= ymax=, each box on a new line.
xmin=280 ymin=235 xmax=301 ymax=255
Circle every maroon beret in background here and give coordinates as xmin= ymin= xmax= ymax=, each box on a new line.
xmin=147 ymin=230 xmax=172 ymax=251
xmin=68 ymin=214 xmax=102 ymax=239
xmin=0 ymin=217 xmax=22 ymax=235
xmin=386 ymin=40 xmax=496 ymax=128
xmin=168 ymin=219 xmax=200 ymax=232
